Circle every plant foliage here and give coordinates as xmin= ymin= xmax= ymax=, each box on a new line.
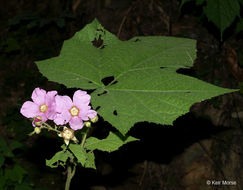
xmin=85 ymin=132 xmax=138 ymax=152
xmin=46 ymin=131 xmax=137 ymax=169
xmin=180 ymin=0 xmax=242 ymax=39
xmin=36 ymin=19 xmax=236 ymax=135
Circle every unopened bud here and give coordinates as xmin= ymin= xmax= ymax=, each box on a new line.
xmin=90 ymin=116 xmax=98 ymax=123
xmin=34 ymin=127 xmax=41 ymax=134
xmin=84 ymin=121 xmax=91 ymax=127
xmin=33 ymin=116 xmax=42 ymax=127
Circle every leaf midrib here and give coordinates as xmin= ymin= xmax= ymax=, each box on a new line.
xmin=106 ymin=89 xmax=220 ymax=93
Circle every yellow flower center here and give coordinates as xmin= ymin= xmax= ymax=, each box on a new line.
xmin=39 ymin=104 xmax=48 ymax=113
xmin=69 ymin=106 xmax=79 ymax=117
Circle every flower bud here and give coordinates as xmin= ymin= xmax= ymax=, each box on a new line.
xmin=84 ymin=121 xmax=91 ymax=127
xmin=34 ymin=127 xmax=41 ymax=134
xmin=90 ymin=116 xmax=98 ymax=123
xmin=32 ymin=116 xmax=42 ymax=127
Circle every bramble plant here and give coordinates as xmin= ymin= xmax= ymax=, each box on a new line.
xmin=20 ymin=19 xmax=237 ymax=189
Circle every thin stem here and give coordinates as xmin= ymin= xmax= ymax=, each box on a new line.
xmin=41 ymin=122 xmax=61 ymax=133
xmin=64 ymin=126 xmax=90 ymax=190
xmin=29 ymin=118 xmax=62 ymax=134
xmin=80 ymin=127 xmax=90 ymax=147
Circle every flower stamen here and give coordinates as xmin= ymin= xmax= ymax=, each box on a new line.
xmin=69 ymin=106 xmax=79 ymax=117
xmin=59 ymin=127 xmax=78 ymax=145
xmin=39 ymin=104 xmax=48 ymax=113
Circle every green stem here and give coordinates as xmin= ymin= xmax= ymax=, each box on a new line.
xmin=65 ymin=163 xmax=76 ymax=190
xmin=30 ymin=118 xmax=62 ymax=134
xmin=80 ymin=127 xmax=90 ymax=147
xmin=65 ymin=126 xmax=90 ymax=190
xmin=41 ymin=122 xmax=61 ymax=133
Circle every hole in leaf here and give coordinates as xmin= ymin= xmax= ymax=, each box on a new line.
xmin=95 ymin=106 xmax=101 ymax=111
xmin=88 ymin=81 xmax=92 ymax=83
xmin=101 ymin=76 xmax=114 ymax=86
xmin=97 ymin=91 xmax=107 ymax=96
xmin=113 ymin=110 xmax=118 ymax=116
xmin=92 ymin=35 xmax=104 ymax=49
xmin=176 ymin=68 xmax=195 ymax=77
xmin=97 ymin=28 xmax=104 ymax=32
xmin=110 ymin=80 xmax=118 ymax=86
xmin=133 ymin=38 xmax=141 ymax=42
xmin=160 ymin=67 xmax=165 ymax=69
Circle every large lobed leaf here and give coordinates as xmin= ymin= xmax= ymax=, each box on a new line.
xmin=85 ymin=131 xmax=138 ymax=152
xmin=36 ymin=19 xmax=237 ymax=135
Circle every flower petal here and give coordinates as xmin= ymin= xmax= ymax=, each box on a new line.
xmin=46 ymin=90 xmax=57 ymax=106
xmin=87 ymin=110 xmax=97 ymax=119
xmin=54 ymin=111 xmax=71 ymax=125
xmin=55 ymin=95 xmax=73 ymax=113
xmin=39 ymin=113 xmax=48 ymax=122
xmin=80 ymin=109 xmax=97 ymax=121
xmin=31 ymin=88 xmax=46 ymax=105
xmin=69 ymin=117 xmax=83 ymax=130
xmin=45 ymin=90 xmax=58 ymax=120
xmin=20 ymin=101 xmax=40 ymax=118
xmin=78 ymin=105 xmax=91 ymax=120
xmin=46 ymin=106 xmax=57 ymax=120
xmin=73 ymin=90 xmax=91 ymax=107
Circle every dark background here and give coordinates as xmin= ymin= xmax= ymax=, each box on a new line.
xmin=0 ymin=0 xmax=243 ymax=190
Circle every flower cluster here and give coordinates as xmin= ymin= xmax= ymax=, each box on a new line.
xmin=20 ymin=87 xmax=97 ymax=131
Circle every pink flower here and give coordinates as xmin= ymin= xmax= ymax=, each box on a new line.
xmin=54 ymin=90 xmax=97 ymax=130
xmin=20 ymin=88 xmax=57 ymax=125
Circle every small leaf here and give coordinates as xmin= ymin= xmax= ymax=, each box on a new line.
xmin=84 ymin=151 xmax=96 ymax=169
xmin=204 ymin=0 xmax=240 ymax=38
xmin=46 ymin=150 xmax=72 ymax=168
xmin=85 ymin=132 xmax=138 ymax=152
xmin=5 ymin=165 xmax=27 ymax=183
xmin=69 ymin=144 xmax=86 ymax=165
xmin=10 ymin=140 xmax=23 ymax=151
